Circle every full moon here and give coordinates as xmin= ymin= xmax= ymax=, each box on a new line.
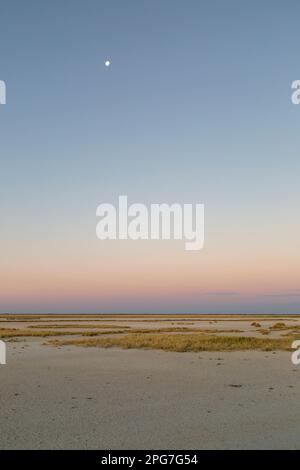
xmin=105 ymin=60 xmax=111 ymax=67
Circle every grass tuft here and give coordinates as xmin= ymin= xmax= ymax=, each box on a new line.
xmin=270 ymin=322 xmax=287 ymax=330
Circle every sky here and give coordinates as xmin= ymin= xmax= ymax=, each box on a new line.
xmin=0 ymin=0 xmax=300 ymax=313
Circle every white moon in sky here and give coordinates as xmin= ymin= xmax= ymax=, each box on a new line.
xmin=105 ymin=60 xmax=111 ymax=67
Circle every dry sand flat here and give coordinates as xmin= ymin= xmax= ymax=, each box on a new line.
xmin=0 ymin=315 xmax=300 ymax=449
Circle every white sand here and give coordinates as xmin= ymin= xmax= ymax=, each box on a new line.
xmin=0 ymin=339 xmax=300 ymax=449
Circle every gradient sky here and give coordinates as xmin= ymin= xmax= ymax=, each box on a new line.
xmin=0 ymin=0 xmax=300 ymax=313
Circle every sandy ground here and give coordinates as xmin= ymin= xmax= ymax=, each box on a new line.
xmin=1 ymin=316 xmax=299 ymax=337
xmin=1 ymin=338 xmax=300 ymax=449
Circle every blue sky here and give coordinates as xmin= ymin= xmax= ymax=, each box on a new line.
xmin=0 ymin=1 xmax=300 ymax=313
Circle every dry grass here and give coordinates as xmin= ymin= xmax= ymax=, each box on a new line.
xmin=28 ymin=324 xmax=130 ymax=329
xmin=251 ymin=322 xmax=261 ymax=327
xmin=0 ymin=328 xmax=81 ymax=338
xmin=0 ymin=328 xmax=126 ymax=338
xmin=270 ymin=322 xmax=287 ymax=330
xmin=278 ymin=325 xmax=300 ymax=335
xmin=49 ymin=333 xmax=293 ymax=352
xmin=0 ymin=325 xmax=243 ymax=339
xmin=111 ymin=327 xmax=244 ymax=335
xmin=81 ymin=330 xmax=125 ymax=336
xmin=257 ymin=329 xmax=271 ymax=335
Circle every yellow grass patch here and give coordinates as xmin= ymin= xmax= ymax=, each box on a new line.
xmin=0 ymin=328 xmax=81 ymax=338
xmin=0 ymin=328 xmax=126 ymax=338
xmin=49 ymin=333 xmax=293 ymax=352
xmin=28 ymin=324 xmax=130 ymax=329
xmin=270 ymin=322 xmax=287 ymax=330
xmin=257 ymin=329 xmax=270 ymax=335
xmin=111 ymin=327 xmax=244 ymax=335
